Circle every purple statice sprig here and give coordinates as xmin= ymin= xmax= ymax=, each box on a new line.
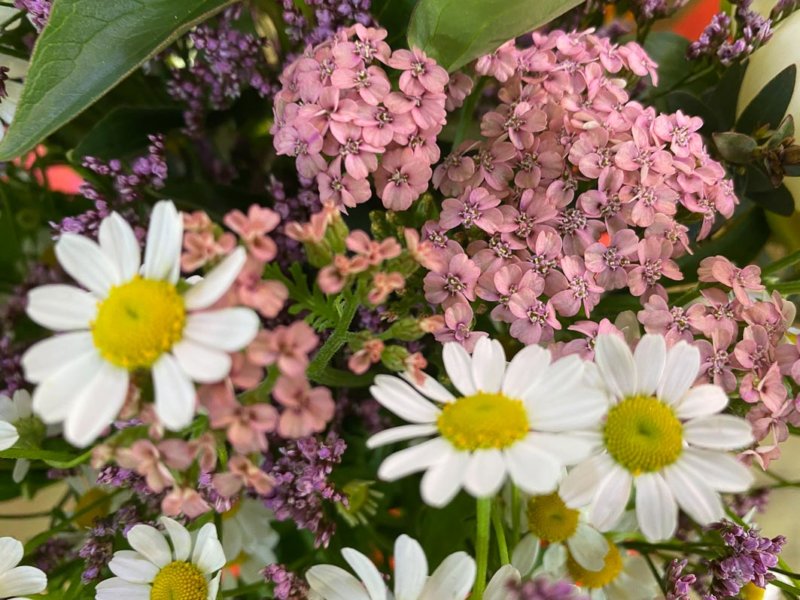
xmin=14 ymin=0 xmax=51 ymax=32
xmin=507 ymin=577 xmax=588 ymax=599
xmin=666 ymin=559 xmax=697 ymax=600
xmin=280 ymin=0 xmax=372 ymax=47
xmin=264 ymin=563 xmax=311 ymax=600
xmin=688 ymin=0 xmax=773 ymax=64
xmin=261 ymin=432 xmax=347 ymax=548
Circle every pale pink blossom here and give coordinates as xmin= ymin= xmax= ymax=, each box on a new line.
xmin=224 ymin=205 xmax=281 ymax=262
xmin=374 ymin=148 xmax=432 ymax=210
xmin=272 ymin=376 xmax=336 ymax=438
xmin=248 ymin=321 xmax=319 ymax=378
xmin=162 ymin=487 xmax=210 ymax=519
xmin=116 ymin=440 xmax=174 ymax=493
xmin=433 ymin=302 xmax=487 ymax=352
xmin=369 ymin=271 xmax=405 ymax=304
xmin=698 ymin=256 xmax=765 ymax=306
xmin=213 ymin=455 xmax=274 ymax=497
xmin=423 ymin=252 xmax=480 ymax=305
xmin=348 ymin=339 xmax=384 ymax=375
xmin=388 ymin=48 xmax=449 ymax=94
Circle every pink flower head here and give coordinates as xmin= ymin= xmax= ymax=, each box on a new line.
xmin=404 ymin=227 xmax=446 ymax=272
xmin=248 ymin=321 xmax=319 ymax=378
xmin=224 ymin=205 xmax=281 ymax=262
xmin=475 ymin=40 xmax=517 ymax=82
xmin=331 ymin=65 xmax=391 ymax=105
xmin=584 ymin=228 xmax=638 ymax=290
xmin=652 ymin=111 xmax=704 ymax=158
xmin=440 ymin=187 xmax=504 ymax=233
xmin=368 ymin=271 xmax=405 ymax=304
xmin=203 ymin=382 xmax=278 ymax=454
xmin=388 ymin=48 xmax=449 ymax=95
xmin=384 ymin=90 xmax=447 ymax=131
xmin=445 ymin=72 xmax=474 ymax=112
xmin=348 ymin=339 xmax=384 ymax=375
xmin=696 ymin=329 xmax=738 ymax=393
xmin=116 ymin=440 xmax=174 ymax=493
xmin=627 ymin=237 xmax=683 ymax=300
xmin=637 ymin=295 xmax=697 ymax=344
xmin=327 ymin=123 xmax=381 ymax=179
xmin=181 ymin=230 xmax=236 ymax=272
xmin=346 ymin=230 xmax=402 ymax=265
xmin=213 ymin=455 xmax=274 ymax=498
xmin=550 ymin=256 xmax=604 ymax=317
xmin=162 ymin=487 xmax=210 ymax=519
xmin=698 ymin=256 xmax=765 ymax=306
xmin=740 ymin=362 xmax=787 ymax=413
xmin=374 ymin=148 xmax=432 ymax=210
xmin=423 ymin=252 xmax=480 ymax=306
xmin=272 ymin=376 xmax=336 ymax=438
xmin=481 ymin=101 xmax=547 ymax=150
xmin=317 ymin=164 xmax=372 ymax=210
xmin=433 ymin=302 xmax=487 ymax=352
xmin=274 ymin=123 xmax=326 ymax=178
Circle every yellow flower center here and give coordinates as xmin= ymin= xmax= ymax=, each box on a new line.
xmin=604 ymin=395 xmax=683 ymax=474
xmin=91 ymin=277 xmax=185 ymax=370
xmin=150 ymin=561 xmax=208 ymax=600
xmin=526 ymin=492 xmax=580 ymax=543
xmin=74 ymin=488 xmax=111 ymax=529
xmin=567 ymin=543 xmax=622 ymax=589
xmin=437 ymin=392 xmax=529 ymax=451
xmin=741 ymin=582 xmax=766 ymax=600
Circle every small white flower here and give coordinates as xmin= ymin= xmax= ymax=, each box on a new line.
xmin=0 ymin=390 xmax=35 ymax=483
xmin=564 ymin=542 xmax=656 ymax=600
xmin=368 ymin=337 xmax=606 ymax=507
xmin=221 ymin=499 xmax=279 ymax=586
xmin=306 ymin=534 xmax=476 ymax=600
xmin=0 ymin=536 xmax=47 ymax=599
xmin=560 ymin=333 xmax=754 ymax=541
xmin=22 ymin=201 xmax=259 ymax=446
xmin=95 ymin=517 xmax=225 ymax=600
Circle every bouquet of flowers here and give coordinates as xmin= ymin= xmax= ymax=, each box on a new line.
xmin=2 ymin=0 xmax=800 ymax=598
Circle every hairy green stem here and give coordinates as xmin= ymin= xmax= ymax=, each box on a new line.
xmin=492 ymin=502 xmax=510 ymax=565
xmin=474 ymin=497 xmax=492 ymax=599
xmin=306 ymin=287 xmax=361 ymax=384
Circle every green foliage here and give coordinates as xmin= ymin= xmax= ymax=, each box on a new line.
xmin=736 ymin=63 xmax=797 ymax=136
xmin=407 ymin=0 xmax=582 ymax=72
xmin=264 ymin=262 xmax=343 ymax=331
xmin=0 ymin=0 xmax=236 ymax=161
xmin=643 ymin=32 xmax=691 ymax=92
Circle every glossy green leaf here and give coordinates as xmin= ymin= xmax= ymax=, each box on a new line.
xmin=749 ymin=184 xmax=795 ymax=216
xmin=407 ymin=0 xmax=583 ymax=72
xmin=713 ymin=132 xmax=757 ymax=164
xmin=736 ymin=63 xmax=797 ymax=135
xmin=0 ymin=0 xmax=236 ymax=161
xmin=643 ymin=32 xmax=690 ymax=92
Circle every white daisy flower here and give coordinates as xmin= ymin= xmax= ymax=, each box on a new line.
xmin=524 ymin=491 xmax=609 ymax=573
xmin=0 ymin=536 xmax=47 ymax=599
xmin=367 ymin=337 xmax=606 ymax=507
xmin=560 ymin=333 xmax=755 ymax=542
xmin=95 ymin=516 xmax=225 ymax=600
xmin=0 ymin=390 xmax=35 ymax=483
xmin=22 ymin=201 xmax=259 ymax=446
xmin=306 ymin=534 xmax=476 ymax=600
xmin=221 ymin=499 xmax=279 ymax=586
xmin=563 ymin=542 xmax=656 ymax=600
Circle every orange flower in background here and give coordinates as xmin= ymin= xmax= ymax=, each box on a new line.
xmin=10 ymin=144 xmax=83 ymax=194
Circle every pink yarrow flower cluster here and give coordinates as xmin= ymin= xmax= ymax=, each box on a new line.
xmin=424 ymin=29 xmax=736 ymax=347
xmin=273 ymin=25 xmax=451 ymax=212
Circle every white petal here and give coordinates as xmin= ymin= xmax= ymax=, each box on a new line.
xmin=657 ymin=341 xmax=701 ymax=406
xmin=0 ymin=565 xmax=47 ymax=596
xmin=394 ymin=535 xmax=428 ymax=600
xmin=683 ymin=415 xmax=754 ymax=450
xmin=567 ymin=523 xmax=609 ymax=572
xmin=152 ymin=354 xmax=196 ymax=431
xmin=32 ymin=350 xmax=103 ymax=425
xmin=183 ymin=247 xmax=246 ymax=310
xmin=207 ymin=572 xmax=221 ymax=600
xmin=64 ymin=362 xmax=128 ymax=447
xmin=95 ymin=577 xmax=151 ymax=600
xmin=560 ymin=454 xmax=616 ymax=509
xmin=400 ymin=372 xmax=455 ymax=403
xmin=542 ymin=543 xmax=567 ymax=575
xmin=502 ymin=344 xmax=550 ymax=399
xmin=442 ymin=343 xmax=476 ymax=396
xmin=675 ymin=384 xmax=729 ymax=420
xmin=11 ymin=391 xmax=31 ymax=419
xmin=171 ymin=339 xmax=232 ymax=384
xmin=589 ymin=464 xmax=632 ymax=531
xmin=594 ymin=334 xmax=636 ymax=398
xmin=342 ymin=549 xmax=387 ymax=600
xmin=471 ymin=337 xmax=505 ymax=393
xmin=511 ymin=534 xmax=540 ymax=577
xmin=183 ymin=308 xmax=259 ymax=353
xmin=0 ymin=421 xmax=18 ymax=452
xmin=192 ymin=523 xmax=226 ymax=574
xmin=678 ymin=448 xmax=753 ymax=492
xmin=55 ymin=233 xmax=120 ymax=296
xmin=11 ymin=458 xmax=29 ymax=483
xmin=367 ymin=424 xmax=438 ymax=449
xmin=634 ymin=473 xmax=677 ymax=542
xmin=370 ymin=375 xmax=441 ymax=424
xmin=485 ymin=565 xmax=521 ymax=600
xmin=663 ymin=463 xmax=724 ymax=526
xmin=143 ymin=200 xmax=182 ymax=283
xmin=99 ymin=212 xmax=141 ymax=281
xmin=109 ymin=550 xmax=159 ymax=583
xmin=463 ymin=449 xmax=507 ymax=498
xmin=26 ymin=284 xmax=96 ymax=331
xmin=525 ymin=432 xmax=600 ymax=465
xmin=0 ymin=396 xmax=15 ymax=423
xmin=306 ymin=565 xmax=371 ymax=600
xmin=378 ymin=437 xmax=451 ymax=481
xmin=126 ymin=524 xmax=171 ymax=568
xmin=529 ymin=385 xmax=607 ymax=432
xmin=633 ymin=334 xmax=666 ymax=396
xmin=420 ymin=449 xmax=469 ymax=508
xmin=419 ymin=552 xmax=476 ymax=600
xmin=0 ymin=537 xmax=22 ymax=572
xmin=160 ymin=517 xmax=191 ymax=562
xmin=21 ymin=331 xmax=95 ymax=384
xmin=504 ymin=439 xmax=562 ymax=495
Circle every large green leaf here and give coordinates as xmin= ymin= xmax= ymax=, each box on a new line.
xmin=736 ymin=63 xmax=797 ymax=135
xmin=407 ymin=0 xmax=583 ymax=72
xmin=0 ymin=0 xmax=236 ymax=161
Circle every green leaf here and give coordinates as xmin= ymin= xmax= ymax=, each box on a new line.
xmin=72 ymin=106 xmax=183 ymax=161
xmin=0 ymin=0 xmax=236 ymax=161
xmin=373 ymin=0 xmax=418 ymax=47
xmin=749 ymin=184 xmax=795 ymax=216
xmin=713 ymin=132 xmax=757 ymax=164
xmin=0 ymin=447 xmax=92 ymax=468
xmin=707 ymin=60 xmax=746 ymax=131
xmin=643 ymin=32 xmax=690 ymax=93
xmin=407 ymin=0 xmax=582 ymax=72
xmin=736 ymin=63 xmax=797 ymax=135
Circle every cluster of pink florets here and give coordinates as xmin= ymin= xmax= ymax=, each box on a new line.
xmin=422 ymin=29 xmax=736 ymax=348
xmin=273 ymin=24 xmax=460 ymax=212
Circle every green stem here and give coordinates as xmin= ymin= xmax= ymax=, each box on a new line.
xmin=492 ymin=502 xmax=510 ymax=565
xmin=771 ymin=579 xmax=800 ymax=598
xmin=306 ymin=287 xmax=361 ymax=384
xmin=473 ymin=497 xmax=492 ymax=599
xmin=511 ymin=484 xmax=522 ymax=548
xmin=778 ymin=557 xmax=800 ymax=587
xmin=763 ymin=249 xmax=800 ymax=276
xmin=643 ymin=552 xmax=667 ymax=595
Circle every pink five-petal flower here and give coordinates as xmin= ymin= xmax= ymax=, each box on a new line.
xmin=440 ymin=187 xmax=503 ymax=233
xmin=317 ymin=163 xmax=372 ymax=209
xmin=116 ymin=440 xmax=174 ymax=493
xmin=348 ymin=339 xmax=385 ymax=375
xmin=550 ymin=256 xmax=604 ymax=317
xmin=423 ymin=252 xmax=480 ymax=306
xmin=698 ymin=256 xmax=765 ymax=306
xmin=224 ymin=205 xmax=281 ymax=262
xmin=213 ymin=455 xmax=274 ymax=498
xmin=247 ymin=321 xmax=319 ymax=377
xmin=272 ymin=376 xmax=336 ymax=438
xmin=374 ymin=148 xmax=432 ymax=210
xmin=433 ymin=302 xmax=487 ymax=352
xmin=388 ymin=48 xmax=449 ymax=94
xmin=508 ymin=287 xmax=560 ymax=344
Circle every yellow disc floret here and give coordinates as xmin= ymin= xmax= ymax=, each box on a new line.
xmin=74 ymin=488 xmax=111 ymax=529
xmin=741 ymin=582 xmax=766 ymax=600
xmin=150 ymin=561 xmax=208 ymax=600
xmin=604 ymin=395 xmax=683 ymax=474
xmin=567 ymin=543 xmax=623 ymax=589
xmin=91 ymin=277 xmax=185 ymax=370
xmin=437 ymin=392 xmax=529 ymax=451
xmin=527 ymin=492 xmax=580 ymax=543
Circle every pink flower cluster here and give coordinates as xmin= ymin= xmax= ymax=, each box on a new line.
xmin=273 ymin=24 xmax=453 ymax=211
xmin=423 ymin=29 xmax=736 ymax=347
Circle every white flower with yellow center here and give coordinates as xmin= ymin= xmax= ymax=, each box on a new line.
xmin=0 ymin=536 xmax=47 ymax=599
xmin=524 ymin=491 xmax=609 ymax=573
xmin=367 ymin=337 xmax=606 ymax=507
xmin=306 ymin=534 xmax=476 ymax=600
xmin=0 ymin=390 xmax=38 ymax=483
xmin=95 ymin=517 xmax=224 ymax=600
xmin=221 ymin=499 xmax=278 ymax=586
xmin=22 ymin=201 xmax=258 ymax=447
xmin=560 ymin=333 xmax=754 ymax=542
xmin=563 ymin=542 xmax=656 ymax=600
